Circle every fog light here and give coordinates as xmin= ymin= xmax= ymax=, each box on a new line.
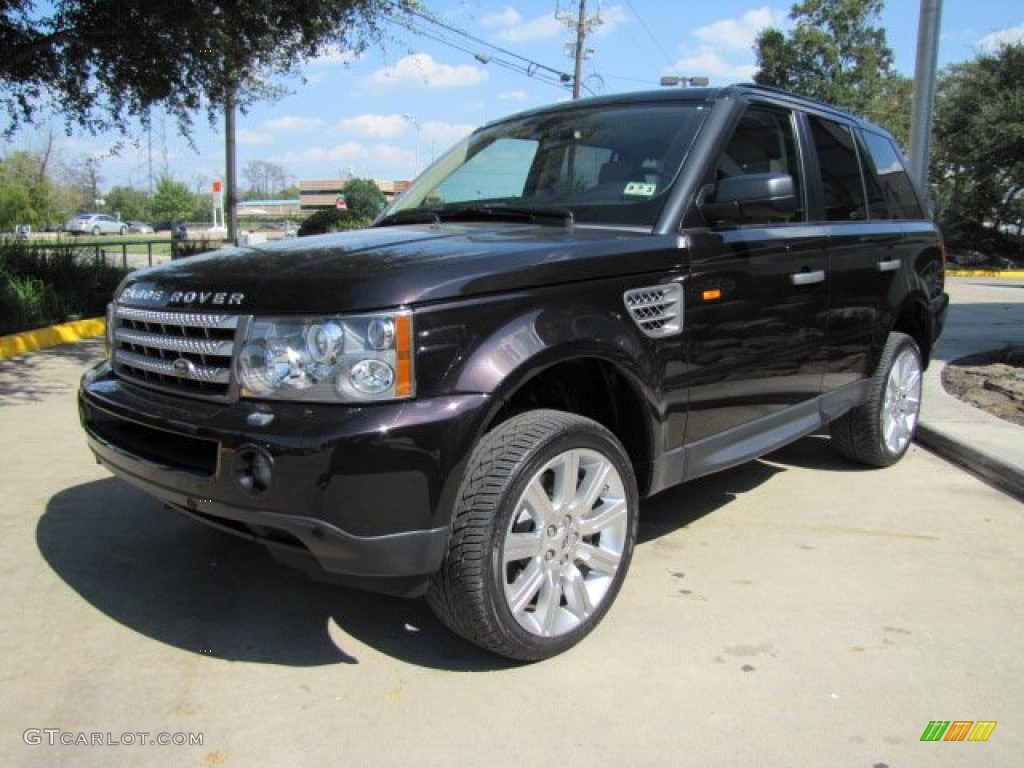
xmin=234 ymin=445 xmax=274 ymax=494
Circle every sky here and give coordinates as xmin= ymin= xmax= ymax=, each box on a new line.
xmin=6 ymin=1 xmax=1024 ymax=195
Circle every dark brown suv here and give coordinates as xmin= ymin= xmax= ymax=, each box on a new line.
xmin=80 ymin=85 xmax=948 ymax=660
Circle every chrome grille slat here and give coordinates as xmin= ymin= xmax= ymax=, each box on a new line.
xmin=115 ymin=327 xmax=234 ymax=356
xmin=115 ymin=305 xmax=239 ymax=330
xmin=111 ymin=303 xmax=243 ymax=401
xmin=114 ymin=349 xmax=231 ymax=384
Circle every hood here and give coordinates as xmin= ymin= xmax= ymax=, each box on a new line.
xmin=116 ymin=223 xmax=684 ymax=314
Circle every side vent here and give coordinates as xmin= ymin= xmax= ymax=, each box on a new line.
xmin=624 ymin=283 xmax=684 ymax=338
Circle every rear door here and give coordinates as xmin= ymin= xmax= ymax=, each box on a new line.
xmin=805 ymin=115 xmax=909 ymax=389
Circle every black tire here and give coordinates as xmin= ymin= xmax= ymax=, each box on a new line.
xmin=427 ymin=410 xmax=638 ymax=661
xmin=91 ymin=226 xmax=100 ymax=236
xmin=118 ymin=225 xmax=126 ymax=235
xmin=830 ymin=332 xmax=923 ymax=468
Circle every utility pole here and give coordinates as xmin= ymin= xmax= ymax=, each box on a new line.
xmin=557 ymin=0 xmax=602 ymax=99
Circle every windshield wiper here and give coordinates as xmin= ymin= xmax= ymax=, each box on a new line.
xmin=377 ymin=209 xmax=442 ymax=227
xmin=441 ymin=205 xmax=575 ymax=232
xmin=379 ymin=204 xmax=576 ymax=232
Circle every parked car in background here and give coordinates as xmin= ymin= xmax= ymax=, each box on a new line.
xmin=65 ymin=213 xmax=127 ymax=236
xmin=126 ymin=220 xmax=155 ymax=234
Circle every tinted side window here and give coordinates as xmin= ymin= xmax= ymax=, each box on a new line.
xmin=808 ymin=117 xmax=866 ymax=222
xmin=715 ymin=105 xmax=804 ymax=222
xmin=859 ymin=130 xmax=924 ymax=219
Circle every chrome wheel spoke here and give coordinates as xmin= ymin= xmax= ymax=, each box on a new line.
xmin=535 ymin=570 xmax=562 ymax=635
xmin=523 ymin=477 xmax=557 ymax=525
xmin=578 ymin=497 xmax=627 ymax=538
xmin=574 ymin=458 xmax=612 ymax=513
xmin=575 ymin=541 xmax=621 ymax=575
xmin=507 ymin=560 xmax=545 ymax=616
xmin=563 ymin=564 xmax=594 ymax=619
xmin=503 ymin=531 xmax=543 ymax=564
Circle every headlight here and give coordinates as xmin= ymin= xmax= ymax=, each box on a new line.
xmin=236 ymin=311 xmax=414 ymax=402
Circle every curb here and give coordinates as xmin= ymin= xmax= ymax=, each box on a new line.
xmin=916 ymin=423 xmax=1024 ymax=501
xmin=0 ymin=318 xmax=106 ymax=360
xmin=947 ymin=269 xmax=1024 ymax=279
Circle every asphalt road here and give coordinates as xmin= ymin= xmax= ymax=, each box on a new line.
xmin=1 ymin=339 xmax=1021 ymax=767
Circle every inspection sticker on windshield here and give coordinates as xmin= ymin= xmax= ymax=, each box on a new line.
xmin=624 ymin=182 xmax=657 ymax=197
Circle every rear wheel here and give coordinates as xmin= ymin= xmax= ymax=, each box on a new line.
xmin=427 ymin=410 xmax=638 ymax=661
xmin=830 ymin=332 xmax=923 ymax=467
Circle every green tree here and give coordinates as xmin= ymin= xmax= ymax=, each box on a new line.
xmin=0 ymin=150 xmax=57 ymax=229
xmin=932 ymin=43 xmax=1024 ymax=259
xmin=2 ymin=1 xmax=408 ymax=136
xmin=105 ymin=185 xmax=152 ymax=222
xmin=342 ymin=178 xmax=387 ymax=219
xmin=151 ymin=176 xmax=197 ymax=222
xmin=753 ymin=0 xmax=908 ymax=135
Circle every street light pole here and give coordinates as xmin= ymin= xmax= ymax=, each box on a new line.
xmin=908 ymin=0 xmax=943 ymax=196
xmin=225 ymin=88 xmax=238 ymax=244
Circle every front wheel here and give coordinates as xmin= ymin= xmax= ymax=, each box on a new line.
xmin=427 ymin=410 xmax=638 ymax=661
xmin=830 ymin=332 xmax=923 ymax=467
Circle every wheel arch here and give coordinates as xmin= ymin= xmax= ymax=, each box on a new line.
xmin=482 ymin=353 xmax=657 ymax=498
xmin=891 ymin=291 xmax=936 ymax=368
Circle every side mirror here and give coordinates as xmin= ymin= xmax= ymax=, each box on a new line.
xmin=700 ymin=172 xmax=797 ymax=223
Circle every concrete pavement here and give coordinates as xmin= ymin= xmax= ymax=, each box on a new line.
xmin=1 ymin=277 xmax=1022 ymax=767
xmin=917 ymin=276 xmax=1024 ymax=499
xmin=2 ymin=338 xmax=1023 ymax=767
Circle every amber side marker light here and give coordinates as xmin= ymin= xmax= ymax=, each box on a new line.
xmin=394 ymin=312 xmax=414 ymax=398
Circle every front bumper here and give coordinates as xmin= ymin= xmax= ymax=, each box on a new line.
xmin=79 ymin=362 xmax=491 ymax=596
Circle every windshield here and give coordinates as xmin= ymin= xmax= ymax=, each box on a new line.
xmin=379 ymin=102 xmax=709 ymax=229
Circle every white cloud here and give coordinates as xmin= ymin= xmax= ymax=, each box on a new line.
xmin=236 ymin=129 xmax=273 ymax=146
xmin=335 ymin=114 xmax=410 ymax=139
xmin=977 ymin=25 xmax=1024 ymax=51
xmin=264 ymin=116 xmax=325 ymax=133
xmin=370 ymin=53 xmax=488 ymax=88
xmin=498 ymin=89 xmax=529 ymax=102
xmin=420 ymin=121 xmax=476 ymax=149
xmin=482 ymin=7 xmax=563 ymax=43
xmin=669 ymin=51 xmax=758 ymax=82
xmin=667 ymin=7 xmax=784 ymax=84
xmin=592 ymin=5 xmax=630 ymax=38
xmin=694 ymin=7 xmax=784 ymax=50
xmin=274 ymin=141 xmax=418 ymax=179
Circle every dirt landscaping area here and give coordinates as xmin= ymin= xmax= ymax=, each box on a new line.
xmin=942 ymin=345 xmax=1024 ymax=427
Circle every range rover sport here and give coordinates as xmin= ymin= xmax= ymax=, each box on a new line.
xmin=79 ymin=85 xmax=948 ymax=660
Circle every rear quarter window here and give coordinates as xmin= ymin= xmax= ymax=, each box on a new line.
xmin=858 ymin=130 xmax=924 ymax=220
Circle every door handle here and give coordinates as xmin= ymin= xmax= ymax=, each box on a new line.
xmin=878 ymin=258 xmax=902 ymax=272
xmin=790 ymin=270 xmax=825 ymax=286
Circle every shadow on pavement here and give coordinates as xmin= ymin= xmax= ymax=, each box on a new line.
xmin=38 ymin=437 xmax=842 ymax=670
xmin=0 ymin=339 xmax=105 ymax=406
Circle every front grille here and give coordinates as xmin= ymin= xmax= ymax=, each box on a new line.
xmin=624 ymin=284 xmax=684 ymax=338
xmin=111 ymin=305 xmax=243 ymax=401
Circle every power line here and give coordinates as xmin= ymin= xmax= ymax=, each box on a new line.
xmin=384 ymin=7 xmax=576 ymax=92
xmin=622 ymin=0 xmax=676 ymax=68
